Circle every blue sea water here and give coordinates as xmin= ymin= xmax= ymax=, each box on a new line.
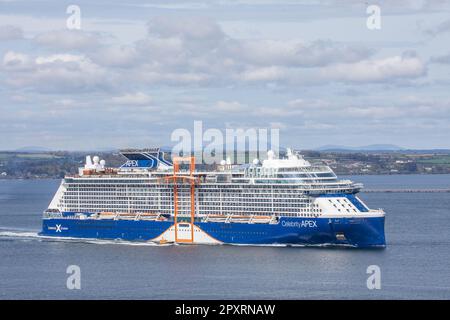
xmin=0 ymin=175 xmax=449 ymax=299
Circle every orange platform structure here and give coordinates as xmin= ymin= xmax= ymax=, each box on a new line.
xmin=160 ymin=156 xmax=197 ymax=243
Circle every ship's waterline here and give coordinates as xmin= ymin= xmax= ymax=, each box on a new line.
xmin=40 ymin=147 xmax=386 ymax=247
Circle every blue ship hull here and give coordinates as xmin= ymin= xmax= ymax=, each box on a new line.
xmin=40 ymin=215 xmax=385 ymax=248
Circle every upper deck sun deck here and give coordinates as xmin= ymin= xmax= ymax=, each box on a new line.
xmin=70 ymin=148 xmax=360 ymax=190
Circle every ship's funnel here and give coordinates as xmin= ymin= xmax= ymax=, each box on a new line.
xmin=85 ymin=155 xmax=93 ymax=167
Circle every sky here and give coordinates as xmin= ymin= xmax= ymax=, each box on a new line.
xmin=1 ymin=0 xmax=450 ymax=150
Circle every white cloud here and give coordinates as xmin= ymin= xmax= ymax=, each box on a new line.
xmin=53 ymin=98 xmax=77 ymax=107
xmin=111 ymin=92 xmax=153 ymax=105
xmin=214 ymin=100 xmax=248 ymax=112
xmin=10 ymin=94 xmax=28 ymax=103
xmin=2 ymin=51 xmax=32 ymax=71
xmin=0 ymin=3 xmax=448 ymax=150
xmin=2 ymin=51 xmax=112 ymax=93
xmin=236 ymin=39 xmax=373 ymax=67
xmin=284 ymin=96 xmax=450 ymax=122
xmin=0 ymin=15 xmax=431 ymax=103
xmin=83 ymin=16 xmax=377 ymax=87
xmin=90 ymin=45 xmax=139 ymax=67
xmin=134 ymin=69 xmax=211 ymax=85
xmin=287 ymin=99 xmax=328 ymax=109
xmin=321 ymin=54 xmax=426 ymax=83
xmin=35 ymin=54 xmax=86 ymax=65
xmin=147 ymin=15 xmax=225 ymax=44
xmin=239 ymin=66 xmax=286 ymax=82
xmin=34 ymin=30 xmax=102 ymax=50
xmin=425 ymin=18 xmax=450 ymax=36
xmin=0 ymin=15 xmax=422 ymax=93
xmin=0 ymin=25 xmax=23 ymax=41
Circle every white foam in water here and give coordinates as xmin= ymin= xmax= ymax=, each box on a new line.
xmin=0 ymin=230 xmax=41 ymax=238
xmin=0 ymin=229 xmax=171 ymax=247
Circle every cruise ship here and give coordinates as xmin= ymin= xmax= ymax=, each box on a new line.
xmin=40 ymin=148 xmax=386 ymax=247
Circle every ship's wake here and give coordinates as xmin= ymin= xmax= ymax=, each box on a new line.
xmin=0 ymin=228 xmax=171 ymax=246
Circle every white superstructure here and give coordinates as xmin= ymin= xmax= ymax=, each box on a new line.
xmin=46 ymin=148 xmax=382 ymax=221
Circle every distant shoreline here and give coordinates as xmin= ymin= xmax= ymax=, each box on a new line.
xmin=1 ymin=150 xmax=450 ymax=178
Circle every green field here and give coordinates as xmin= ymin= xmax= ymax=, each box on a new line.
xmin=415 ymin=155 xmax=450 ymax=165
